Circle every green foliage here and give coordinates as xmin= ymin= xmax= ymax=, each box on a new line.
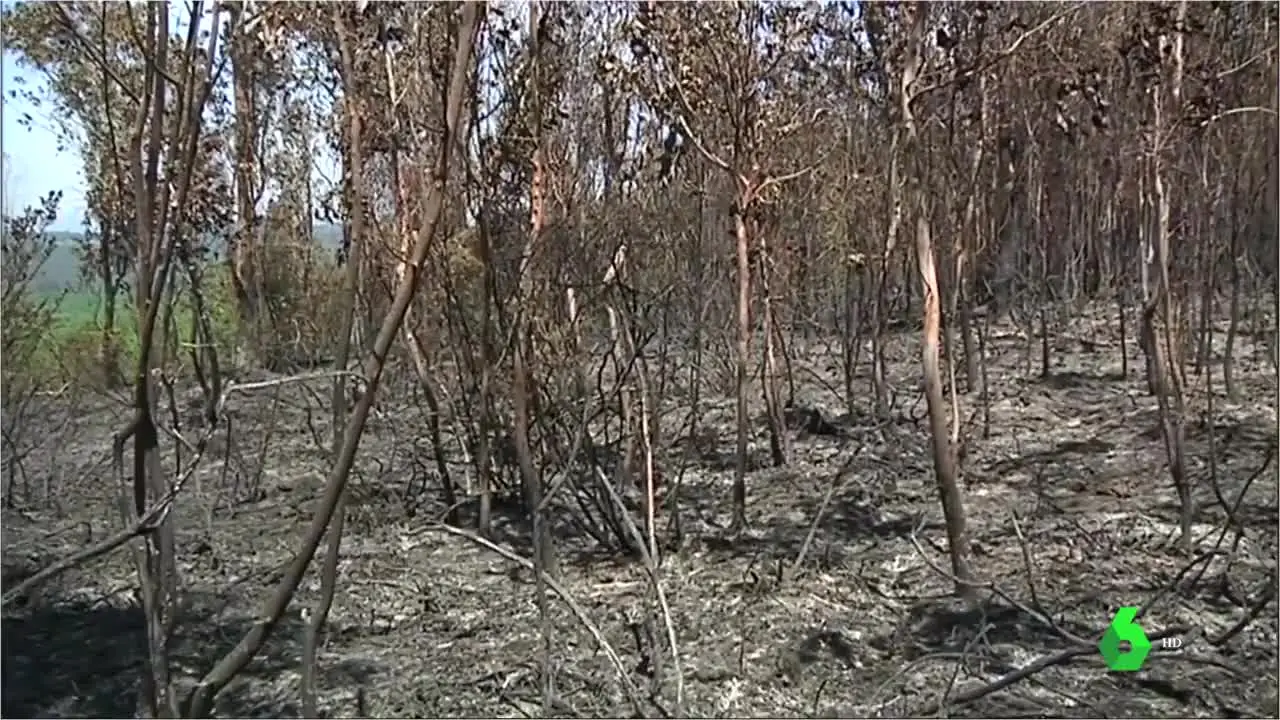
xmin=44 ymin=272 xmax=244 ymax=385
xmin=2 ymin=192 xmax=67 ymax=390
xmin=3 ymin=193 xmax=71 ymax=507
xmin=13 ymin=221 xmax=347 ymax=385
xmin=40 ymin=247 xmax=347 ymax=382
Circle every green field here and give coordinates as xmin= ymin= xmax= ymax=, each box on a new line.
xmin=50 ymin=289 xmax=139 ymax=349
xmin=28 ymin=225 xmax=345 ymax=295
xmin=14 ymin=228 xmax=344 ymax=384
xmin=29 ymin=279 xmax=242 ymax=384
xmin=50 ymin=289 xmax=174 ymax=326
xmin=53 ymin=289 xmax=111 ymax=330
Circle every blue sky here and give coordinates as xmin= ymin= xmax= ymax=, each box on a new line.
xmin=1 ymin=0 xmax=199 ymax=233
xmin=2 ymin=50 xmax=87 ymax=232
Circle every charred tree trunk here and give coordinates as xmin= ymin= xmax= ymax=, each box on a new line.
xmin=1149 ymin=0 xmax=1193 ymax=551
xmin=181 ymin=7 xmax=482 ymax=715
xmin=730 ymin=193 xmax=754 ymax=532
xmin=757 ymin=211 xmax=788 ymax=468
xmin=870 ymin=128 xmax=902 ymax=420
xmin=302 ymin=10 xmax=365 ymax=715
xmin=902 ymin=3 xmax=976 ymax=602
xmin=516 ymin=3 xmax=556 ymax=578
xmin=227 ymin=4 xmax=259 ymax=340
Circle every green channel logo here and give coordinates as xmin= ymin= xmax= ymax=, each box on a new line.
xmin=1098 ymin=606 xmax=1151 ymax=671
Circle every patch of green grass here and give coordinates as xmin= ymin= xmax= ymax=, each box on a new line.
xmin=51 ymin=289 xmax=111 ymax=335
xmin=19 ymin=253 xmax=342 ymax=387
xmin=51 ymin=289 xmax=138 ymax=347
xmin=34 ymin=279 xmax=243 ymax=383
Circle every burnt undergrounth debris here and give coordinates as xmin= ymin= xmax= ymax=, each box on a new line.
xmin=3 ymin=305 xmax=1277 ymax=718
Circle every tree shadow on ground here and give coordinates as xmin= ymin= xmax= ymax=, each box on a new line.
xmin=984 ymin=436 xmax=1118 ymax=477
xmin=414 ymin=411 xmax=958 ymax=571
xmin=886 ymin=597 xmax=1096 ymax=658
xmin=670 ymin=458 xmax=925 ymax=568
xmin=2 ymin=588 xmax=379 ymax=718
xmin=1035 ymin=369 xmax=1129 ymax=391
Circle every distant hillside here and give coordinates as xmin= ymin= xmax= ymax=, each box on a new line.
xmin=24 ymin=224 xmax=344 ymax=294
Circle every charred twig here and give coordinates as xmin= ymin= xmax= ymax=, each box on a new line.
xmin=3 ymin=461 xmax=197 ymax=608
xmin=592 ymin=462 xmax=684 ymax=714
xmin=1009 ymin=510 xmax=1044 ymax=613
xmin=908 ymin=3 xmax=1086 ymax=105
xmin=1133 ymin=549 xmax=1225 ymax=624
xmin=8 ymin=366 xmax=355 ymax=610
xmin=1201 ymin=443 xmax=1273 ymax=545
xmin=788 ymin=431 xmax=878 ymax=580
xmin=860 ymin=651 xmax=971 ymax=714
xmin=908 ymin=523 xmax=1093 ymax=648
xmin=913 ymin=626 xmax=1190 ymax=716
xmin=939 ymin=610 xmax=993 ymax=713
xmin=418 ymin=522 xmax=646 ymax=718
xmin=1210 ymin=567 xmax=1278 ymax=647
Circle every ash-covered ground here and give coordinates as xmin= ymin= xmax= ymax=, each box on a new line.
xmin=4 ymin=305 xmax=1277 ymax=718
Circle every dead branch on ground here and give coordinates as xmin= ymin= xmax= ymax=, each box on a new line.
xmin=417 ymin=522 xmax=647 ymax=718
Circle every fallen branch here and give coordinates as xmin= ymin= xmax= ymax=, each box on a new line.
xmin=907 ymin=522 xmax=1093 ymax=647
xmin=418 ymin=522 xmax=647 ymax=718
xmin=3 ymin=472 xmax=188 ymax=608
xmin=904 ymin=519 xmax=1242 ymax=715
xmin=1210 ymin=566 xmax=1278 ymax=647
xmin=913 ymin=625 xmax=1190 ymax=716
xmin=4 ymin=369 xmax=357 ymax=610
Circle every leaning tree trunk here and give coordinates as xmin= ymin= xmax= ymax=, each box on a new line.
xmin=730 ymin=186 xmax=754 ymax=532
xmin=1148 ymin=0 xmax=1193 ymax=551
xmin=180 ymin=7 xmax=482 ymax=714
xmin=902 ymin=2 xmax=976 ymax=601
xmin=301 ymin=10 xmax=367 ymax=715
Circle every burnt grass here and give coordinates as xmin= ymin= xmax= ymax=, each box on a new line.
xmin=3 ymin=305 xmax=1277 ymax=719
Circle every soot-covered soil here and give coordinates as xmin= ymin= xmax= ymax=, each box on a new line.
xmin=3 ymin=305 xmax=1278 ymax=718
